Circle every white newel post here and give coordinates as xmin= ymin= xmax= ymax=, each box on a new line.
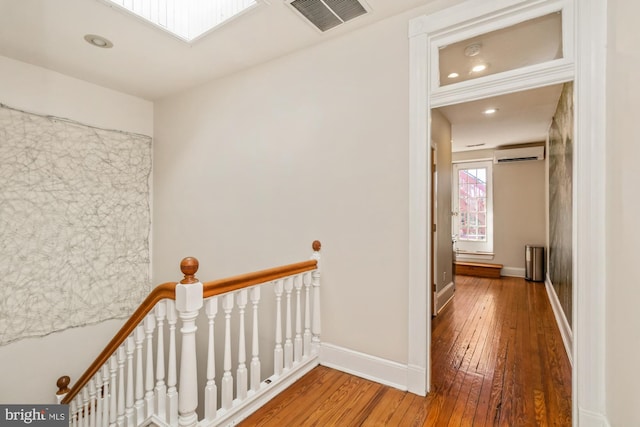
xmin=311 ymin=241 xmax=322 ymax=355
xmin=175 ymin=257 xmax=204 ymax=427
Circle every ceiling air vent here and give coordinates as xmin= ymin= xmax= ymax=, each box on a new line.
xmin=287 ymin=0 xmax=369 ymax=32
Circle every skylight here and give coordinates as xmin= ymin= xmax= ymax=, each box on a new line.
xmin=103 ymin=0 xmax=258 ymax=42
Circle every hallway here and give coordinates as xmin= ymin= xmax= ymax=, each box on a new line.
xmin=240 ymin=275 xmax=572 ymax=426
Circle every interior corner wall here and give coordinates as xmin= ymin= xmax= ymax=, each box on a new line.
xmin=0 ymin=56 xmax=153 ymax=404
xmin=606 ymin=0 xmax=640 ymax=424
xmin=152 ymin=3 xmax=459 ymax=365
xmin=431 ymin=109 xmax=453 ymax=296
xmin=452 ymin=148 xmax=546 ymax=272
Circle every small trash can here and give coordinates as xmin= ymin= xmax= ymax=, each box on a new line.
xmin=525 ymin=245 xmax=545 ymax=282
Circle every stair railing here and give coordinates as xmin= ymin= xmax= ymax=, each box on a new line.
xmin=56 ymin=241 xmax=322 ymax=427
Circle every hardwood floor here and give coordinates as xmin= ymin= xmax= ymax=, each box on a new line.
xmin=239 ymin=275 xmax=572 ymax=426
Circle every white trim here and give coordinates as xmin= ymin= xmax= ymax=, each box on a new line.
xmin=574 ymin=0 xmax=607 ymax=422
xmin=410 ymin=2 xmax=608 ymax=424
xmin=578 ymin=410 xmax=611 ymax=427
xmin=455 ymin=251 xmax=495 ymax=261
xmin=431 ymin=60 xmax=574 ymax=108
xmin=192 ymin=355 xmax=318 ymax=427
xmin=452 ymin=157 xmax=493 ymax=164
xmin=545 ymin=274 xmax=573 ymax=365
xmin=501 ymin=266 xmax=525 ymax=278
xmin=407 ymin=26 xmax=430 ymax=396
xmin=435 ymin=281 xmax=455 ymax=314
xmin=319 ymin=343 xmax=408 ymax=391
xmin=453 ymin=161 xmax=494 ymax=254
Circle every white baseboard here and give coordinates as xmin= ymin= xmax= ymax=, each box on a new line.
xmin=579 ymin=408 xmax=611 ymax=427
xmin=435 ymin=281 xmax=455 ymax=314
xmin=320 ymin=342 xmax=408 ymax=391
xmin=501 ymin=266 xmax=525 ymax=278
xmin=545 ymin=275 xmax=573 ymax=365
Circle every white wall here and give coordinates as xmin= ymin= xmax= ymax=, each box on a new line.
xmin=152 ymin=3 xmax=460 ymax=365
xmin=0 ymin=56 xmax=153 ymax=136
xmin=0 ymin=56 xmax=153 ymax=403
xmin=606 ymin=0 xmax=640 ymax=424
xmin=431 ymin=109 xmax=454 ymax=310
xmin=452 ymin=148 xmax=546 ymax=273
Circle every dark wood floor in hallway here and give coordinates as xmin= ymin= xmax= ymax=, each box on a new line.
xmin=239 ymin=275 xmax=572 ymax=426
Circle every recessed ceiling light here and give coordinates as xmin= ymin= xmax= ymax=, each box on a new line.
xmin=484 ymin=108 xmax=498 ymax=115
xmin=84 ymin=34 xmax=113 ymax=49
xmin=447 ymin=72 xmax=460 ymax=79
xmin=471 ymin=64 xmax=487 ymax=73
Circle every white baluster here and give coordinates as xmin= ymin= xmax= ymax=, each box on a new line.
xmin=237 ymin=289 xmax=248 ymax=401
xmin=221 ymin=293 xmax=234 ymax=410
xmin=125 ymin=336 xmax=135 ymax=427
xmin=102 ymin=365 xmax=110 ymax=427
xmin=311 ymin=241 xmax=322 ymax=355
xmin=166 ymin=300 xmax=179 ymax=427
xmin=154 ymin=301 xmax=167 ymax=423
xmin=303 ymin=272 xmax=312 ymax=358
xmin=76 ymin=395 xmax=85 ymax=427
xmin=96 ymin=375 xmax=103 ymax=427
xmin=176 ymin=258 xmax=203 ymax=427
xmin=274 ymin=280 xmax=284 ymax=377
xmin=110 ymin=355 xmax=118 ymax=427
xmin=294 ymin=275 xmax=303 ymax=363
xmin=82 ymin=387 xmax=89 ymax=427
xmin=144 ymin=314 xmax=156 ymax=417
xmin=204 ymin=297 xmax=218 ymax=421
xmin=284 ymin=278 xmax=293 ymax=370
xmin=250 ymin=287 xmax=261 ymax=392
xmin=89 ymin=378 xmax=97 ymax=427
xmin=71 ymin=399 xmax=78 ymax=427
xmin=134 ymin=326 xmax=145 ymax=424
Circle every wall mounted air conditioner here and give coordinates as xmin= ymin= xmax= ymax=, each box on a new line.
xmin=493 ymin=146 xmax=545 ymax=164
xmin=285 ymin=0 xmax=370 ymax=32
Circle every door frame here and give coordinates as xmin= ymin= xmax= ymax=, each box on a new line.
xmin=407 ymin=0 xmax=607 ymax=425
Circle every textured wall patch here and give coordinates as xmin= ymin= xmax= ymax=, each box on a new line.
xmin=0 ymin=104 xmax=152 ymax=345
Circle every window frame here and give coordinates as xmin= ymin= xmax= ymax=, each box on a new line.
xmin=452 ymin=160 xmax=494 ymax=255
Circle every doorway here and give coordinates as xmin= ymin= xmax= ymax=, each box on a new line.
xmin=408 ymin=0 xmax=607 ymax=424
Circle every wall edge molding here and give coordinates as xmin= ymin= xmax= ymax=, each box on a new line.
xmin=435 ymin=281 xmax=455 ymax=314
xmin=319 ymin=343 xmax=408 ymax=391
xmin=545 ymin=274 xmax=573 ymax=365
xmin=501 ymin=266 xmax=525 ymax=278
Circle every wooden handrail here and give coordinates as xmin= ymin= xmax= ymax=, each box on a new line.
xmin=60 ymin=251 xmax=319 ymax=406
xmin=61 ymin=281 xmax=178 ymax=404
xmin=202 ymin=259 xmax=318 ymax=298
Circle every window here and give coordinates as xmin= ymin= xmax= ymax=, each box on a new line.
xmin=452 ymin=161 xmax=493 ymax=255
xmin=102 ymin=0 xmax=258 ymax=42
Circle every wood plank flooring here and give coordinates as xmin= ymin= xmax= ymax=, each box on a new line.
xmin=239 ymin=276 xmax=572 ymax=426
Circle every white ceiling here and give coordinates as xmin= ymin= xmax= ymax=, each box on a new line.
xmin=436 ymin=11 xmax=565 ymax=152
xmin=0 ymin=0 xmax=431 ymax=101
xmin=438 ymin=84 xmax=563 ymax=152
xmin=0 ymin=0 xmax=566 ymax=152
